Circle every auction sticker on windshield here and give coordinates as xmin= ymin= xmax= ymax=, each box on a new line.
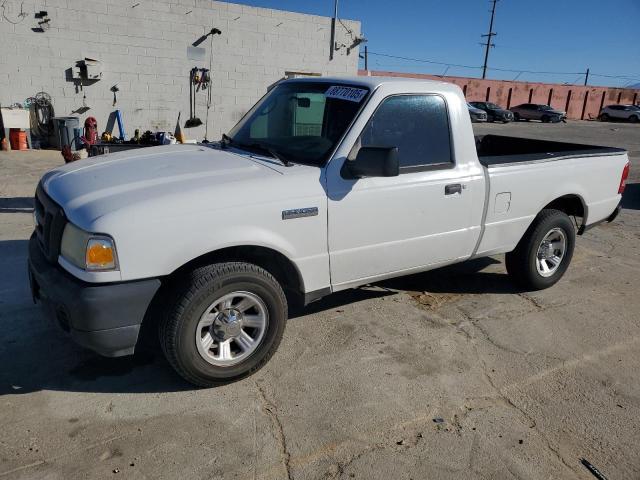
xmin=325 ymin=86 xmax=368 ymax=103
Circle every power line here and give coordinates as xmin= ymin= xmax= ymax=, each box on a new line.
xmin=488 ymin=66 xmax=583 ymax=75
xmin=366 ymin=52 xmax=481 ymax=70
xmin=590 ymin=72 xmax=640 ymax=82
xmin=367 ymin=52 xmax=580 ymax=75
xmin=365 ymin=51 xmax=640 ymax=84
xmin=337 ymin=17 xmax=355 ymax=42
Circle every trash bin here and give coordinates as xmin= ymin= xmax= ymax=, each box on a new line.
xmin=9 ymin=129 xmax=28 ymax=150
xmin=52 ymin=117 xmax=80 ymax=150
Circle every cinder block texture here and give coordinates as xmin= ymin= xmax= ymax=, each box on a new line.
xmin=0 ymin=0 xmax=360 ymax=140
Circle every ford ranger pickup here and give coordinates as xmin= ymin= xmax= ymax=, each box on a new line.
xmin=28 ymin=77 xmax=630 ymax=386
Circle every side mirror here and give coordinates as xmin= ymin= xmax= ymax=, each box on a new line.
xmin=343 ymin=146 xmax=399 ymax=178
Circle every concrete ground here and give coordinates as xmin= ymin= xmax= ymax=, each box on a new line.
xmin=1 ymin=120 xmax=639 ymax=480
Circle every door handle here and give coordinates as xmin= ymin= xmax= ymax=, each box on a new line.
xmin=445 ymin=184 xmax=462 ymax=195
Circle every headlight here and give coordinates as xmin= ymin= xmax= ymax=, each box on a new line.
xmin=60 ymin=223 xmax=119 ymax=271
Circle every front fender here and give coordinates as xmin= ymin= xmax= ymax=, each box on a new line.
xmin=101 ymin=204 xmax=330 ymax=293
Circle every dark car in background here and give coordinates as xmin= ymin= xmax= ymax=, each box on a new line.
xmin=510 ymin=103 xmax=566 ymax=122
xmin=467 ymin=102 xmax=488 ymax=122
xmin=469 ymin=101 xmax=514 ymax=123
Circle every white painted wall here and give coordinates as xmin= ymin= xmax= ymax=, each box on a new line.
xmin=0 ymin=0 xmax=360 ymax=141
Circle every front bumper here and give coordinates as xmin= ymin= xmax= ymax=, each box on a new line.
xmin=28 ymin=234 xmax=161 ymax=357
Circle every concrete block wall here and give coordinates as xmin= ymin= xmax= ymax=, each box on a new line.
xmin=0 ymin=0 xmax=360 ymax=141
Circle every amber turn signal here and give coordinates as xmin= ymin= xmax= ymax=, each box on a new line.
xmin=86 ymin=238 xmax=116 ymax=269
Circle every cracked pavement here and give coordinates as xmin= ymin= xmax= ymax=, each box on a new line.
xmin=1 ymin=120 xmax=639 ymax=479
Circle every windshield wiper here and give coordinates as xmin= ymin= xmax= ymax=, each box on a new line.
xmin=263 ymin=147 xmax=291 ymax=167
xmin=244 ymin=142 xmax=292 ymax=167
xmin=220 ymin=136 xmax=293 ymax=167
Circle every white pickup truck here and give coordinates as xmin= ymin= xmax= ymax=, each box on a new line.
xmin=28 ymin=77 xmax=630 ymax=386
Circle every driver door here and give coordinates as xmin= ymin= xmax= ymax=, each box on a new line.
xmin=326 ymin=94 xmax=478 ymax=289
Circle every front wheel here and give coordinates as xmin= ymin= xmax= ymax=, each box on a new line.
xmin=160 ymin=262 xmax=287 ymax=387
xmin=505 ymin=209 xmax=575 ymax=290
xmin=629 ymin=115 xmax=639 ymax=123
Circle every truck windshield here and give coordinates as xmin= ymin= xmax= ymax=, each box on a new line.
xmin=227 ymin=82 xmax=369 ymax=166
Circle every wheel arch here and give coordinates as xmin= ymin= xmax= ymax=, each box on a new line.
xmin=138 ymin=244 xmax=305 ymax=353
xmin=167 ymin=245 xmax=305 ymax=298
xmin=541 ymin=194 xmax=588 ymax=234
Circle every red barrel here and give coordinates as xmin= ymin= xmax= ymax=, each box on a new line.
xmin=9 ymin=129 xmax=28 ymax=150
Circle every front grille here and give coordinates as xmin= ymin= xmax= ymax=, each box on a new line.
xmin=34 ymin=183 xmax=66 ymax=264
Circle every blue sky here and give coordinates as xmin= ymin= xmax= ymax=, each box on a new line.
xmin=226 ymin=0 xmax=640 ymax=88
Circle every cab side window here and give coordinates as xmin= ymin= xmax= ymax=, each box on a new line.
xmin=357 ymin=95 xmax=453 ymax=170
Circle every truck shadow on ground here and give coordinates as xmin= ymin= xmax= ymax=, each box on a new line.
xmin=294 ymin=257 xmax=511 ymax=318
xmin=621 ymin=183 xmax=639 ymax=210
xmin=0 ymin=197 xmax=34 ymax=214
xmin=0 ymin=241 xmax=510 ymax=395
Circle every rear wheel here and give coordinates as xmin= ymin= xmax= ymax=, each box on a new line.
xmin=514 ymin=112 xmax=521 ymax=121
xmin=160 ymin=262 xmax=287 ymax=387
xmin=600 ymin=113 xmax=610 ymax=121
xmin=505 ymin=209 xmax=575 ymax=290
xmin=541 ymin=115 xmax=550 ymax=123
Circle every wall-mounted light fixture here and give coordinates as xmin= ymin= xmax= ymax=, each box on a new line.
xmin=335 ymin=35 xmax=367 ymax=56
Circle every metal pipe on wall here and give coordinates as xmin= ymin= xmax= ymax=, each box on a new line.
xmin=329 ymin=0 xmax=338 ymax=60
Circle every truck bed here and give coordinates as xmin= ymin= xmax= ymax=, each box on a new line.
xmin=476 ymin=134 xmax=626 ymax=167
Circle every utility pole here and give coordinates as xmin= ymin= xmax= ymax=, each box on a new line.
xmin=359 ymin=46 xmax=369 ymax=71
xmin=329 ymin=0 xmax=338 ymax=60
xmin=584 ymin=68 xmax=590 ymax=86
xmin=481 ymin=0 xmax=498 ymax=79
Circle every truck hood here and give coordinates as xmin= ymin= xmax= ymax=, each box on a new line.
xmin=42 ymin=144 xmax=321 ymax=229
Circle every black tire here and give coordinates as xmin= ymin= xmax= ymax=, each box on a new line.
xmin=541 ymin=115 xmax=550 ymax=123
xmin=160 ymin=262 xmax=287 ymax=387
xmin=600 ymin=113 xmax=610 ymax=122
xmin=514 ymin=112 xmax=520 ymax=121
xmin=505 ymin=209 xmax=576 ymax=290
xmin=629 ymin=115 xmax=639 ymax=123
